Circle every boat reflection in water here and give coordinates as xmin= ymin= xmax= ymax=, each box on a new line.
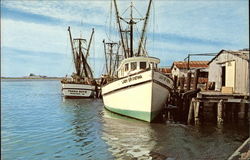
xmin=61 ymin=99 xmax=248 ymax=160
xmin=101 ymin=108 xmax=249 ymax=160
xmin=101 ymin=109 xmax=173 ymax=160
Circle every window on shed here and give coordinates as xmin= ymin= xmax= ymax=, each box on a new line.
xmin=140 ymin=62 xmax=146 ymax=69
xmin=125 ymin=63 xmax=129 ymax=71
xmin=131 ymin=62 xmax=137 ymax=71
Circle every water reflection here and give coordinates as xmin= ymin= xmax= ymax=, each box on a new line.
xmin=102 ymin=109 xmax=174 ymax=159
xmin=61 ymin=98 xmax=113 ymax=159
xmin=101 ymin=108 xmax=248 ymax=159
xmin=61 ymin=98 xmax=248 ymax=160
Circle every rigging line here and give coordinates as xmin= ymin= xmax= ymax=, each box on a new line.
xmin=135 ymin=25 xmax=147 ymax=55
xmin=104 ymin=0 xmax=112 ymax=41
xmin=92 ymin=29 xmax=96 ymax=77
xmin=132 ymin=5 xmax=144 ymax=18
xmin=135 ymin=24 xmax=141 ymax=46
xmin=100 ymin=61 xmax=106 ymax=76
xmin=153 ymin=0 xmax=155 ymax=56
xmin=109 ymin=0 xmax=112 ymax=40
xmin=120 ymin=5 xmax=131 ymax=17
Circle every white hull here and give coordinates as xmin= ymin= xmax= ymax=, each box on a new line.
xmin=102 ymin=70 xmax=173 ymax=122
xmin=62 ymin=83 xmax=96 ymax=98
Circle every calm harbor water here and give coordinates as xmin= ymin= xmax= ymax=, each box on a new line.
xmin=1 ymin=80 xmax=249 ymax=160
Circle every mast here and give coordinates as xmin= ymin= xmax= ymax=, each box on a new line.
xmin=105 ymin=42 xmax=118 ymax=76
xmin=103 ymin=39 xmax=109 ymax=74
xmin=86 ymin=28 xmax=94 ymax=59
xmin=68 ymin=26 xmax=78 ymax=74
xmin=113 ymin=44 xmax=120 ymax=76
xmin=80 ymin=47 xmax=89 ymax=78
xmin=116 ymin=44 xmax=120 ymax=69
xmin=125 ymin=30 xmax=129 ymax=53
xmin=68 ymin=26 xmax=94 ymax=79
xmin=129 ymin=2 xmax=134 ymax=57
xmin=137 ymin=0 xmax=153 ymax=56
xmin=75 ymin=42 xmax=81 ymax=76
xmin=103 ymin=39 xmax=120 ymax=76
xmin=78 ymin=28 xmax=95 ymax=79
xmin=113 ymin=0 xmax=127 ymax=58
xmin=109 ymin=44 xmax=113 ymax=75
xmin=84 ymin=59 xmax=93 ymax=79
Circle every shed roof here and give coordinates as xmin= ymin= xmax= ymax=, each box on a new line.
xmin=159 ymin=68 xmax=171 ymax=74
xmin=171 ymin=61 xmax=209 ymax=69
xmin=208 ymin=49 xmax=249 ymax=64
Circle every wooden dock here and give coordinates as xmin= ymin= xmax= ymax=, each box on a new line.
xmin=187 ymin=91 xmax=249 ymax=125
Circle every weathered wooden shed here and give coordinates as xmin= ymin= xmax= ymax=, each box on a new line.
xmin=208 ymin=49 xmax=249 ymax=95
xmin=171 ymin=61 xmax=209 ymax=78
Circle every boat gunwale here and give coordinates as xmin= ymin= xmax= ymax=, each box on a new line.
xmin=62 ymin=88 xmax=96 ymax=91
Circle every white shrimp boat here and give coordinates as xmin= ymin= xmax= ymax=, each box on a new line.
xmin=61 ymin=27 xmax=98 ymax=98
xmin=102 ymin=57 xmax=173 ymax=122
xmin=61 ymin=82 xmax=96 ymax=98
xmin=102 ymin=0 xmax=173 ymax=122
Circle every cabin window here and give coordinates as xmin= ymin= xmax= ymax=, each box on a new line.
xmin=140 ymin=62 xmax=146 ymax=69
xmin=131 ymin=62 xmax=137 ymax=71
xmin=125 ymin=63 xmax=129 ymax=71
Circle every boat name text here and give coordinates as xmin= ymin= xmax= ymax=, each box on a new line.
xmin=122 ymin=75 xmax=143 ymax=84
xmin=68 ymin=89 xmax=87 ymax=95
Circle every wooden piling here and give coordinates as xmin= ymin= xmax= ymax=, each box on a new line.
xmin=173 ymin=76 xmax=177 ymax=89
xmin=194 ymin=100 xmax=200 ymax=125
xmin=188 ymin=98 xmax=195 ymax=124
xmin=234 ymin=103 xmax=239 ymax=122
xmin=217 ymin=99 xmax=224 ymax=124
xmin=238 ymin=102 xmax=245 ymax=120
xmin=186 ymin=72 xmax=191 ymax=91
xmin=180 ymin=76 xmax=185 ymax=92
xmin=193 ymin=69 xmax=200 ymax=90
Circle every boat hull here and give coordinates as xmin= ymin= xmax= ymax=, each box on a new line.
xmin=62 ymin=83 xmax=96 ymax=98
xmin=102 ymin=70 xmax=173 ymax=122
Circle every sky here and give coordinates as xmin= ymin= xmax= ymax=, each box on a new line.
xmin=1 ymin=0 xmax=249 ymax=77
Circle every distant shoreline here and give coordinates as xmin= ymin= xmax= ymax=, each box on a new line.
xmin=1 ymin=77 xmax=63 ymax=80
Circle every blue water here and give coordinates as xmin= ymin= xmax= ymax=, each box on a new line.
xmin=1 ymin=80 xmax=249 ymax=160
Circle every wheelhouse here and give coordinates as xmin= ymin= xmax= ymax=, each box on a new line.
xmin=117 ymin=56 xmax=160 ymax=78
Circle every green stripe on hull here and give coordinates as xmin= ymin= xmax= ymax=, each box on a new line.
xmin=104 ymin=105 xmax=161 ymax=122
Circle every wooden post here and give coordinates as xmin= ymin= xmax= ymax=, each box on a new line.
xmin=238 ymin=102 xmax=245 ymax=120
xmin=217 ymin=100 xmax=224 ymax=124
xmin=194 ymin=100 xmax=200 ymax=125
xmin=186 ymin=72 xmax=191 ymax=91
xmin=167 ymin=110 xmax=172 ymax=121
xmin=230 ymin=103 xmax=235 ymax=121
xmin=188 ymin=98 xmax=195 ymax=124
xmin=173 ymin=76 xmax=178 ymax=89
xmin=193 ymin=69 xmax=200 ymax=90
xmin=180 ymin=76 xmax=185 ymax=92
xmin=233 ymin=103 xmax=239 ymax=122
